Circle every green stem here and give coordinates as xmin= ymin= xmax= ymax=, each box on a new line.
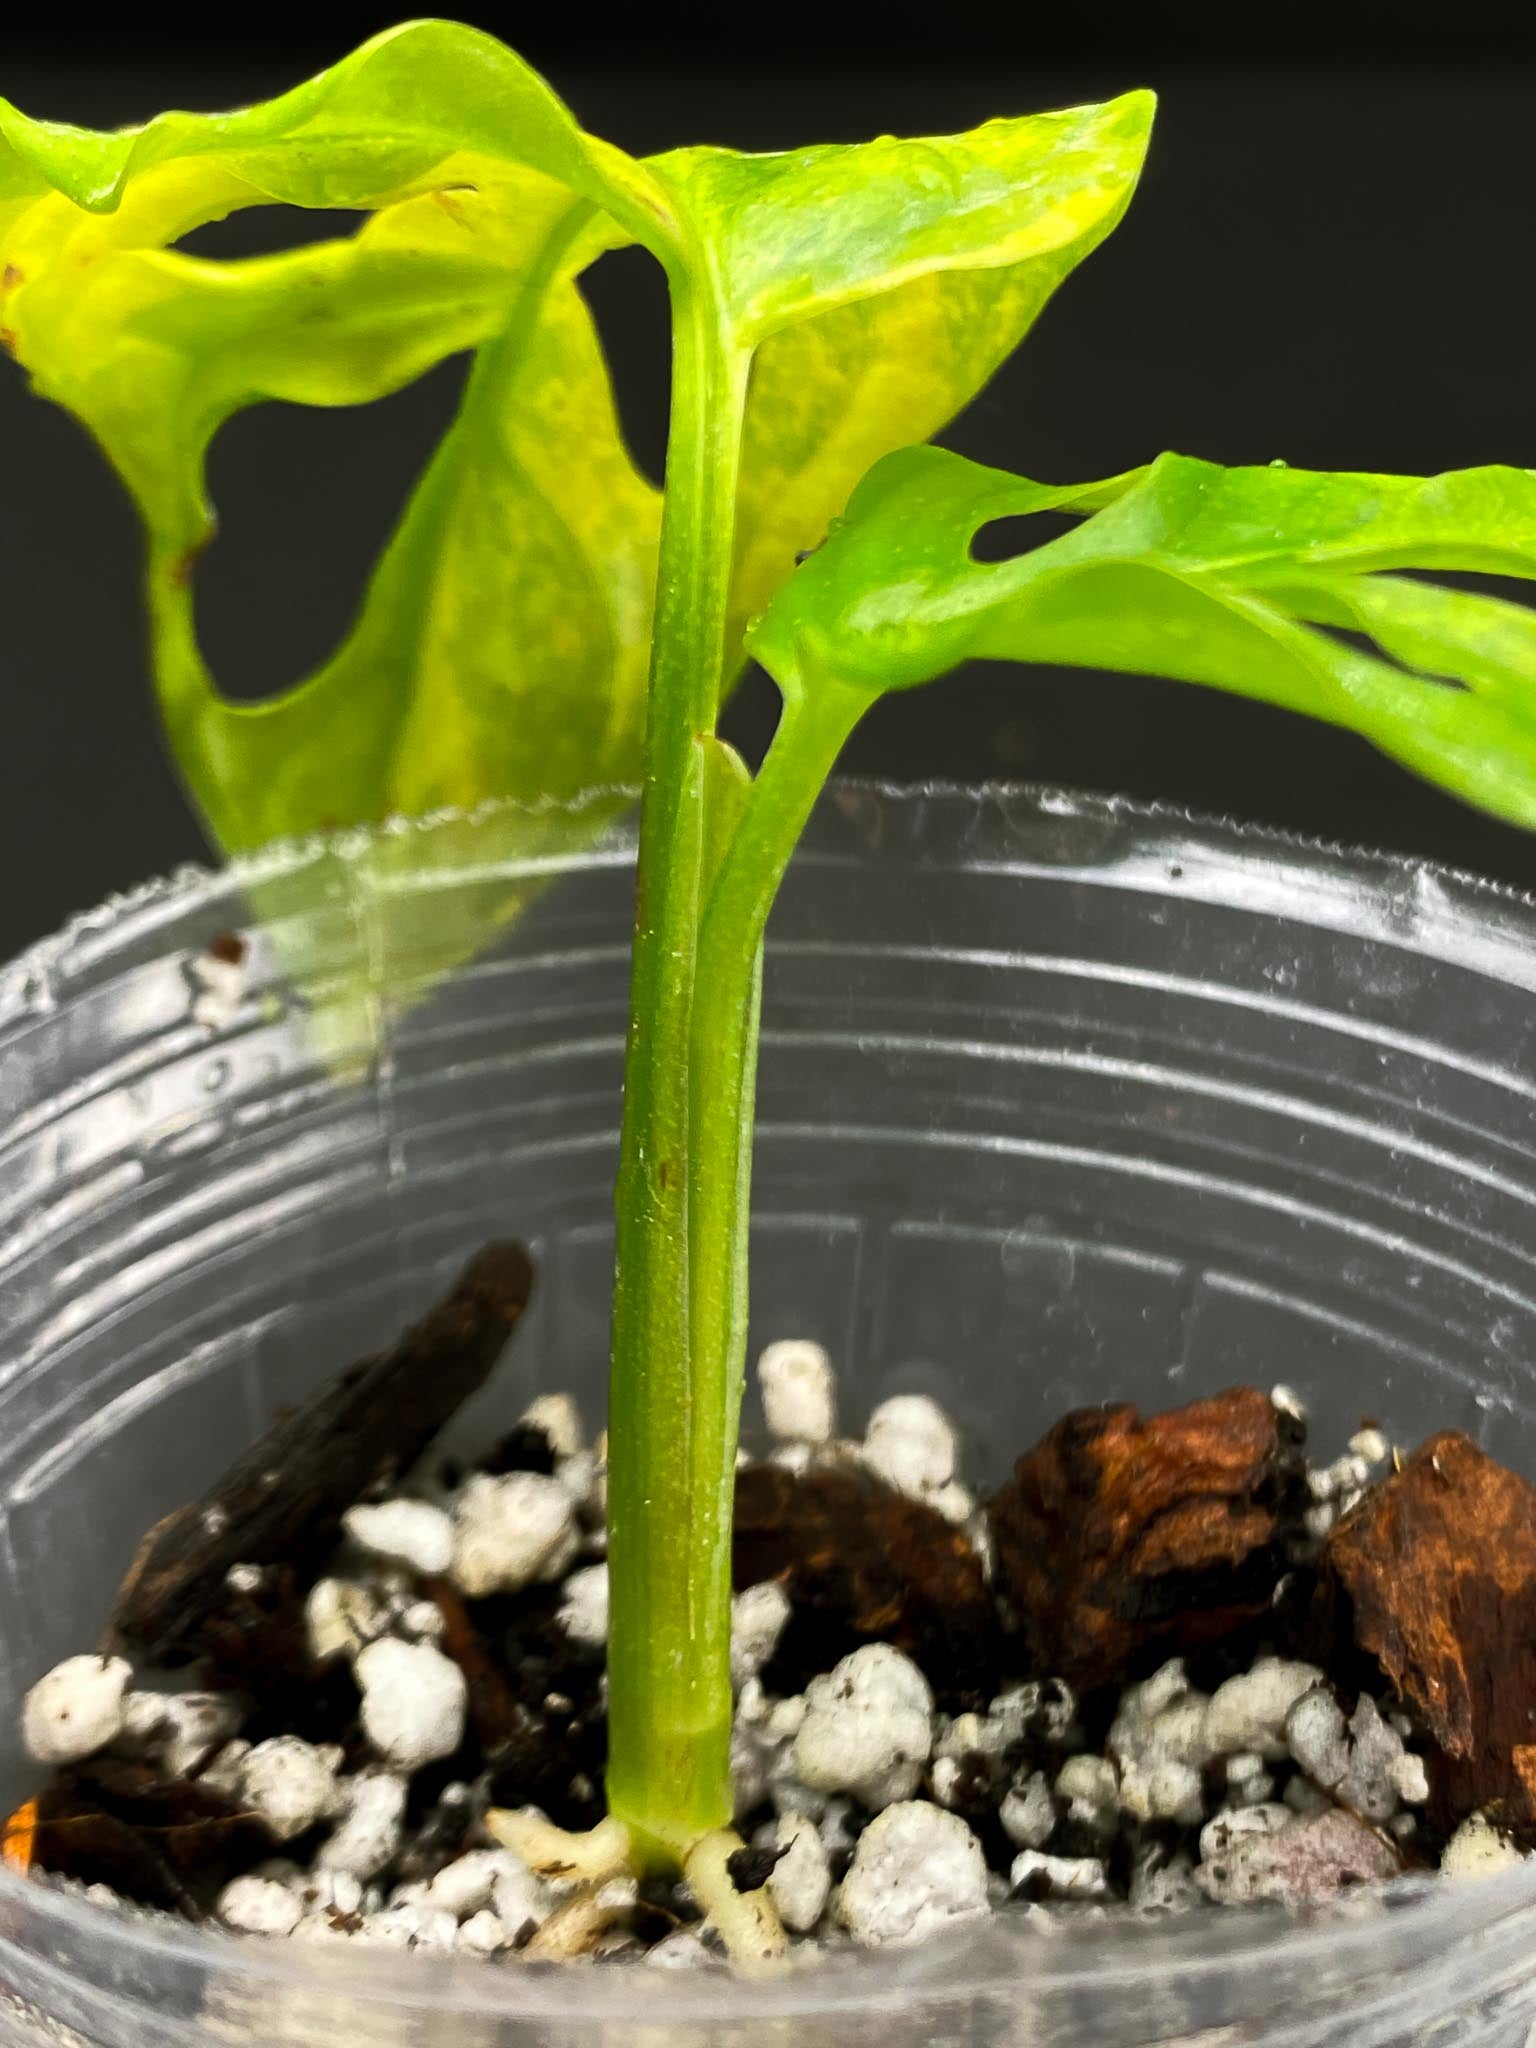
xmin=676 ymin=679 xmax=868 ymax=1712
xmin=605 ymin=268 xmax=749 ymax=1868
xmin=698 ymin=682 xmax=870 ymax=977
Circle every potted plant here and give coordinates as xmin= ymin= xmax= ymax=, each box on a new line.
xmin=3 ymin=21 xmax=1536 ymax=2043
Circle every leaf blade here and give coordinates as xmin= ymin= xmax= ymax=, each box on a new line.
xmin=646 ymin=92 xmax=1155 ymax=669
xmin=748 ymin=444 xmax=1536 ymax=832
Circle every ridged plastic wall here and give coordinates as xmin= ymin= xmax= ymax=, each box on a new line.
xmin=3 ymin=785 xmax=1536 ymax=2046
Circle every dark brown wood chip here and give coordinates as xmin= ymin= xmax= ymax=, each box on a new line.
xmin=29 ymin=1758 xmax=269 ymax=1917
xmin=987 ymin=1387 xmax=1298 ymax=1688
xmin=1322 ymin=1429 xmax=1536 ymax=1837
xmin=113 ymin=1241 xmax=534 ymax=1663
xmin=732 ymin=1461 xmax=1000 ymax=1706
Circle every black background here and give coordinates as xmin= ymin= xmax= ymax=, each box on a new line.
xmin=3 ymin=12 xmax=1535 ymax=961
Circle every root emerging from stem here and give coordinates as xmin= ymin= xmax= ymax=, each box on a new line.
xmin=484 ymin=1809 xmax=633 ymax=1885
xmin=484 ymin=1808 xmax=788 ymax=1969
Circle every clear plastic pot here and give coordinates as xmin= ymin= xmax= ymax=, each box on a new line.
xmin=3 ymin=783 xmax=1536 ymax=2048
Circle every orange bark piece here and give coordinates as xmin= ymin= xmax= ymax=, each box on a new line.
xmin=3 ymin=1797 xmax=37 ymax=1872
xmin=733 ymin=1461 xmax=1000 ymax=1704
xmin=1324 ymin=1429 xmax=1536 ymax=1833
xmin=987 ymin=1387 xmax=1295 ymax=1687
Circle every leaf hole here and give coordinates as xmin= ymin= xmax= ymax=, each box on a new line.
xmin=194 ymin=353 xmax=471 ymax=706
xmin=174 ymin=208 xmax=370 ymax=260
xmin=968 ymin=509 xmax=1081 ymax=564
xmin=1396 ymin=567 xmax=1536 ymax=609
xmin=577 ymin=243 xmax=672 ymax=489
xmin=1307 ymin=622 xmax=1467 ymax=692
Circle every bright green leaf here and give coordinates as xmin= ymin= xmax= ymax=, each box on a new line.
xmin=648 ymin=92 xmax=1155 ymax=663
xmin=1 ymin=26 xmax=670 ymax=856
xmin=748 ymin=444 xmax=1536 ymax=828
xmin=7 ymin=186 xmax=658 ymax=854
xmin=0 ymin=20 xmax=675 ymax=246
xmin=3 ymin=36 xmax=1152 ymax=862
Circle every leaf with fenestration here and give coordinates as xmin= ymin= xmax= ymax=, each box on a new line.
xmin=0 ymin=20 xmax=671 ymax=243
xmin=648 ymin=90 xmax=1155 ymax=670
xmin=747 ymin=445 xmax=1536 ymax=827
xmin=1 ymin=24 xmax=671 ymax=855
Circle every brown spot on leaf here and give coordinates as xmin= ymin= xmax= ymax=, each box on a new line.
xmin=733 ymin=1460 xmax=1000 ymax=1706
xmin=0 ymin=328 xmax=18 ymax=358
xmin=1 ymin=264 xmax=23 ymax=290
xmin=987 ymin=1388 xmax=1299 ymax=1688
xmin=168 ymin=534 xmax=213 ymax=588
xmin=1322 ymin=1430 xmax=1536 ymax=1837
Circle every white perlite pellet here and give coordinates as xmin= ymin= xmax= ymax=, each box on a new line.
xmin=554 ymin=1447 xmax=600 ymax=1512
xmin=838 ymin=1800 xmax=989 ymax=1946
xmin=23 ymin=1655 xmax=131 ymax=1765
xmin=730 ymin=1582 xmax=792 ymax=1687
xmin=557 ymin=1562 xmax=610 ymax=1647
xmin=1285 ymin=1686 xmax=1348 ymax=1786
xmin=1285 ymin=1688 xmax=1425 ymax=1822
xmin=317 ymin=1771 xmax=408 ymax=1877
xmin=1203 ymin=1658 xmax=1325 ymax=1760
xmin=117 ymin=1689 xmax=244 ymax=1779
xmin=862 ymin=1395 xmax=957 ymax=1498
xmin=424 ymin=1849 xmax=529 ymax=1921
xmin=450 ymin=1472 xmax=578 ymax=1597
xmin=1055 ymin=1755 xmax=1119 ymax=1839
xmin=360 ymin=1901 xmax=458 ymax=1949
xmin=926 ymin=1481 xmax=976 ymax=1526
xmin=305 ymin=1577 xmax=389 ymax=1664
xmin=491 ymin=1853 xmax=554 ymax=1939
xmin=1225 ymin=1751 xmax=1276 ymax=1807
xmin=1110 ymin=1659 xmax=1212 ymax=1823
xmin=343 ymin=1500 xmax=454 ymax=1579
xmin=458 ymin=1909 xmax=510 ymax=1955
xmin=355 ymin=1637 xmax=467 ymax=1771
xmin=1348 ymin=1427 xmax=1390 ymax=1466
xmin=1441 ymin=1812 xmax=1527 ymax=1880
xmin=644 ymin=1928 xmax=715 ymax=1970
xmin=399 ymin=1599 xmax=446 ymax=1642
xmin=1010 ymin=1849 xmax=1113 ymax=1902
xmin=768 ymin=1812 xmax=832 ymax=1932
xmin=992 ymin=1679 xmax=1077 ymax=1749
xmin=793 ymin=1643 xmax=934 ymax=1808
xmin=758 ymin=1340 xmax=836 ymax=1445
xmin=1129 ymin=1850 xmax=1202 ymax=1912
xmin=188 ymin=946 xmax=246 ymax=1031
xmin=218 ymin=1875 xmax=304 ymax=1937
xmin=522 ymin=1393 xmax=584 ymax=1460
xmin=239 ymin=1738 xmax=341 ymax=1841
xmin=1000 ymin=1770 xmax=1057 ymax=1850
xmin=298 ymin=1869 xmax=364 ymax=1915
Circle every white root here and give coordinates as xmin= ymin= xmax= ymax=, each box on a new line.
xmin=523 ymin=1876 xmax=638 ymax=1958
xmin=684 ymin=1828 xmax=788 ymax=1974
xmin=483 ymin=1808 xmax=633 ymax=1885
